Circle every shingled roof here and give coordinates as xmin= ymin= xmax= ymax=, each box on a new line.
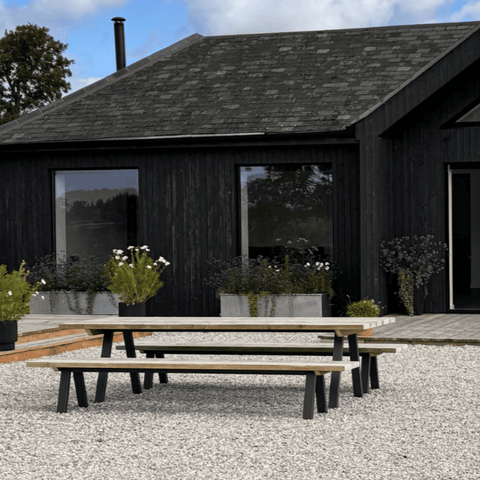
xmin=0 ymin=21 xmax=478 ymax=145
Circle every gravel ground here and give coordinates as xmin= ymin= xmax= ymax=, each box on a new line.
xmin=0 ymin=332 xmax=478 ymax=480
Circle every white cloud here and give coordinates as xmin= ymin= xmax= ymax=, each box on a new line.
xmin=451 ymin=1 xmax=480 ymax=21
xmin=183 ymin=0 xmax=454 ymax=35
xmin=31 ymin=0 xmax=130 ymax=19
xmin=68 ymin=76 xmax=103 ymax=94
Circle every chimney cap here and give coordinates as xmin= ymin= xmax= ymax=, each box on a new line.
xmin=111 ymin=17 xmax=126 ymax=23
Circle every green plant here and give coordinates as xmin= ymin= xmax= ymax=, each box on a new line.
xmin=380 ymin=234 xmax=447 ymax=316
xmin=0 ymin=261 xmax=42 ymax=321
xmin=346 ymin=298 xmax=382 ymax=317
xmin=204 ymin=253 xmax=338 ymax=316
xmin=104 ymin=246 xmax=170 ymax=305
xmin=27 ymin=254 xmax=112 ymax=313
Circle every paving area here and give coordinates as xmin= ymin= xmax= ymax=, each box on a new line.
xmin=2 ymin=313 xmax=479 ymax=364
xmin=366 ymin=313 xmax=480 ymax=345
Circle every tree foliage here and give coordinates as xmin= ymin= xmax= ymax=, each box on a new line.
xmin=0 ymin=23 xmax=74 ymax=125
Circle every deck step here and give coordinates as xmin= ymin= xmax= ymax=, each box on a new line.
xmin=1 ymin=330 xmax=152 ymax=364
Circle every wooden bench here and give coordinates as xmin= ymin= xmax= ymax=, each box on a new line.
xmin=116 ymin=341 xmax=408 ymax=393
xmin=27 ymin=357 xmax=359 ymax=419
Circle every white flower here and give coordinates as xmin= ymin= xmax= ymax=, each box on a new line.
xmin=7 ymin=291 xmax=12 ymax=296
xmin=325 ymin=266 xmax=330 ymax=271
xmin=141 ymin=245 xmax=149 ymax=250
xmin=165 ymin=262 xmax=171 ymax=266
xmin=128 ymin=246 xmax=135 ymax=250
xmin=147 ymin=265 xmax=152 ymax=269
xmin=122 ymin=256 xmax=128 ymax=261
xmin=115 ymin=256 xmax=120 ymax=260
xmin=305 ymin=262 xmax=310 ymax=267
xmin=129 ymin=264 xmax=134 ymax=268
xmin=117 ymin=249 xmax=124 ymax=254
xmin=118 ymin=262 xmax=124 ymax=266
xmin=41 ymin=295 xmax=45 ymax=300
xmin=153 ymin=262 xmax=158 ymax=267
xmin=41 ymin=279 xmax=46 ymax=285
xmin=113 ymin=249 xmax=118 ymax=254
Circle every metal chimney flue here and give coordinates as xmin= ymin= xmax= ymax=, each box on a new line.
xmin=111 ymin=17 xmax=126 ymax=71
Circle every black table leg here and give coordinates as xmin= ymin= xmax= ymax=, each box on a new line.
xmin=329 ymin=333 xmax=344 ymax=408
xmin=348 ymin=334 xmax=363 ymax=398
xmin=73 ymin=372 xmax=88 ymax=408
xmin=123 ymin=331 xmax=142 ymax=394
xmin=57 ymin=370 xmax=71 ymax=413
xmin=316 ymin=375 xmax=328 ymax=413
xmin=303 ymin=372 xmax=317 ymax=419
xmin=156 ymin=353 xmax=168 ymax=384
xmin=361 ymin=353 xmax=371 ymax=393
xmin=95 ymin=331 xmax=114 ymax=403
xmin=370 ymin=356 xmax=380 ymax=389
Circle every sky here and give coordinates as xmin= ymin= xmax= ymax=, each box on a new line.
xmin=0 ymin=0 xmax=479 ymax=94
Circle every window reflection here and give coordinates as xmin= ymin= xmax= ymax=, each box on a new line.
xmin=55 ymin=170 xmax=138 ymax=263
xmin=240 ymin=165 xmax=332 ymax=260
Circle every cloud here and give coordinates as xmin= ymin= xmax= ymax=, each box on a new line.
xmin=68 ymin=76 xmax=103 ymax=94
xmin=0 ymin=0 xmax=129 ymax=33
xmin=451 ymin=1 xmax=480 ymax=21
xmin=31 ymin=0 xmax=130 ymax=19
xmin=183 ymin=0 xmax=453 ymax=35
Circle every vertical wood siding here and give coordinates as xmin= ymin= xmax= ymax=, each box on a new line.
xmin=0 ymin=143 xmax=360 ymax=316
xmin=357 ymin=60 xmax=480 ymax=313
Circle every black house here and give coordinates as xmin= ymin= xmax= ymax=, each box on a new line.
xmin=1 ymin=21 xmax=480 ymax=315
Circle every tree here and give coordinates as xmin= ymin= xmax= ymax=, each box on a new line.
xmin=0 ymin=24 xmax=74 ymax=125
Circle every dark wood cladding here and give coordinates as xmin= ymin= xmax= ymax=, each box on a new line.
xmin=356 ymin=55 xmax=480 ymax=313
xmin=0 ymin=143 xmax=360 ymax=316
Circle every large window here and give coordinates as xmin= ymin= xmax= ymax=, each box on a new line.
xmin=240 ymin=165 xmax=333 ymax=259
xmin=54 ymin=170 xmax=138 ymax=263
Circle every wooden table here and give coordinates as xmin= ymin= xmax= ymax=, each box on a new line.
xmin=60 ymin=316 xmax=395 ymax=409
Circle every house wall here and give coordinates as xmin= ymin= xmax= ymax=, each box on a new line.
xmin=0 ymin=142 xmax=360 ymax=316
xmin=357 ymin=58 xmax=480 ymax=313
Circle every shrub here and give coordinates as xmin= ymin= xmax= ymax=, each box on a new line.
xmin=346 ymin=298 xmax=382 ymax=318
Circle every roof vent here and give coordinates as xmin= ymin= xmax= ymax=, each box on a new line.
xmin=111 ymin=17 xmax=126 ymax=71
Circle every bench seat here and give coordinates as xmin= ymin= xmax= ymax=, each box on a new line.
xmin=27 ymin=357 xmax=359 ymax=419
xmin=116 ymin=341 xmax=407 ymax=392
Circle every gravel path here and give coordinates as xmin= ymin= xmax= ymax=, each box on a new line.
xmin=1 ymin=332 xmax=478 ymax=480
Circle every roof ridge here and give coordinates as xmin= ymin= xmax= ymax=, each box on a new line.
xmin=205 ymin=20 xmax=480 ymax=39
xmin=0 ymin=33 xmax=204 ymax=135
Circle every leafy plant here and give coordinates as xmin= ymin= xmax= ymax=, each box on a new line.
xmin=27 ymin=254 xmax=117 ymax=314
xmin=104 ymin=246 xmax=170 ymax=305
xmin=380 ymin=235 xmax=447 ymax=316
xmin=346 ymin=298 xmax=382 ymax=318
xmin=0 ymin=261 xmax=42 ymax=321
xmin=205 ymin=254 xmax=336 ymax=297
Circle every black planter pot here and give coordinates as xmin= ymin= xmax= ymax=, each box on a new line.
xmin=118 ymin=302 xmax=146 ymax=317
xmin=0 ymin=320 xmax=18 ymax=351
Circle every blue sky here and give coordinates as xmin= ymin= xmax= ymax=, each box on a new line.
xmin=1 ymin=0 xmax=479 ymax=93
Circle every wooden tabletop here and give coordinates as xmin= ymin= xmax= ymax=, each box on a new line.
xmin=60 ymin=316 xmax=396 ymax=337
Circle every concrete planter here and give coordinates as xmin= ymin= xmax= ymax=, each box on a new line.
xmin=220 ymin=294 xmax=331 ymax=317
xmin=29 ymin=292 xmax=120 ymax=315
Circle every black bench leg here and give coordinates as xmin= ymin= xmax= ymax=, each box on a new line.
xmin=370 ymin=356 xmax=380 ymax=389
xmin=95 ymin=331 xmax=114 ymax=403
xmin=316 ymin=374 xmax=328 ymax=413
xmin=156 ymin=353 xmax=168 ymax=384
xmin=348 ymin=334 xmax=363 ymax=398
xmin=303 ymin=372 xmax=317 ymax=419
xmin=144 ymin=351 xmax=155 ymax=389
xmin=329 ymin=333 xmax=344 ymax=408
xmin=144 ymin=353 xmax=168 ymax=389
xmin=57 ymin=370 xmax=71 ymax=413
xmin=361 ymin=353 xmax=371 ymax=393
xmin=73 ymin=372 xmax=88 ymax=408
xmin=123 ymin=331 xmax=142 ymax=395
